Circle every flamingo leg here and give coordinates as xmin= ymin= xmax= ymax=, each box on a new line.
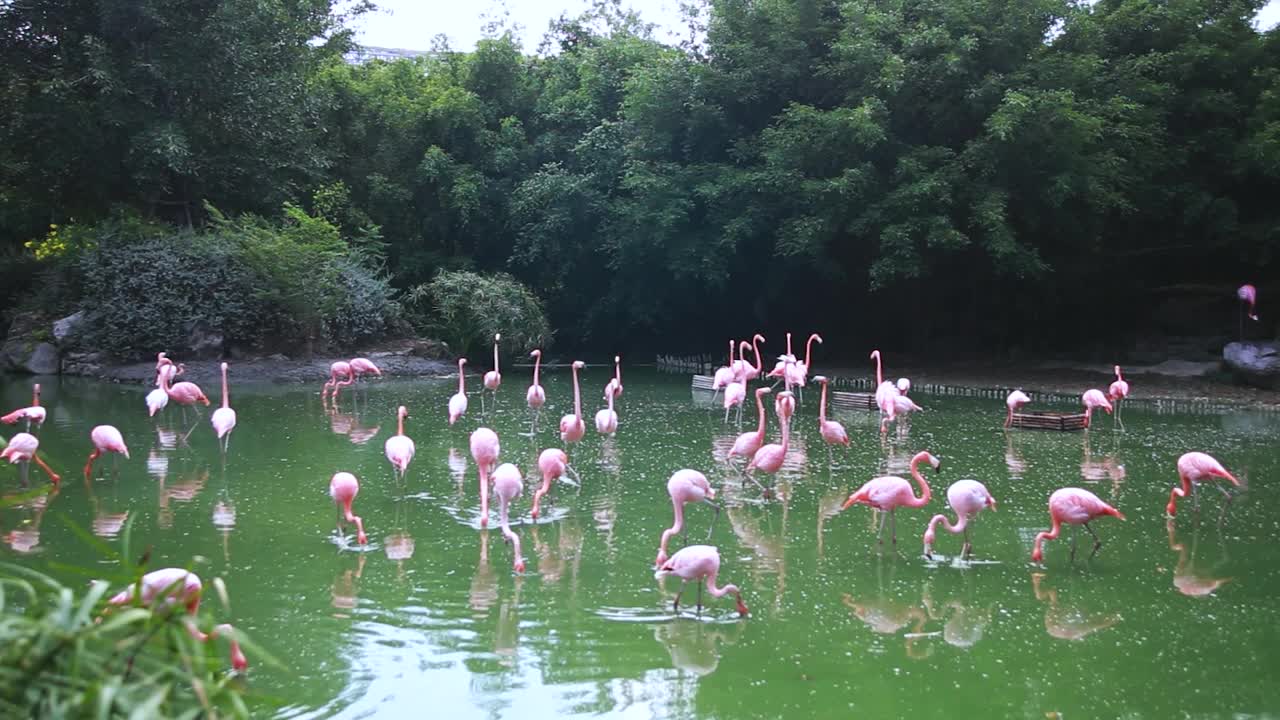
xmin=1192 ymin=480 xmax=1200 ymax=513
xmin=890 ymin=509 xmax=898 ymax=545
xmin=696 ymin=582 xmax=703 ymax=614
xmin=704 ymin=499 xmax=720 ymax=540
xmin=673 ymin=580 xmax=686 ymax=613
xmin=31 ymin=453 xmax=59 ymax=485
xmin=1083 ymin=521 xmax=1103 ymax=560
xmin=962 ymin=526 xmax=972 ymax=560
xmin=1070 ymin=525 xmax=1079 ymax=563
xmin=875 ymin=511 xmax=887 ymax=545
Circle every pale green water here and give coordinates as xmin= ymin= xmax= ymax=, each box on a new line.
xmin=2 ymin=369 xmax=1279 ymax=719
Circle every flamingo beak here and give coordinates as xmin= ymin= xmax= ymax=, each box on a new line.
xmin=988 ymin=498 xmax=997 ymax=512
xmin=841 ymin=496 xmax=857 ymax=510
xmin=736 ymin=598 xmax=750 ymax=617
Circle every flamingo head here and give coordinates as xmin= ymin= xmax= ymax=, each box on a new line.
xmin=230 ymin=643 xmax=248 ymax=672
xmin=813 ymin=375 xmax=828 ymax=385
xmin=573 ymin=361 xmax=585 ymax=369
xmin=1031 ymin=547 xmax=1044 ymax=563
xmin=495 ymin=333 xmax=501 ymax=341
xmin=514 ymin=559 xmax=525 ymax=574
xmin=458 ymin=358 xmax=467 ymax=368
xmin=357 ymin=529 xmax=368 ymax=544
xmin=753 ymin=333 xmax=765 ymax=344
xmin=398 ymin=405 xmax=409 ymax=420
xmin=735 ymin=595 xmax=750 ymax=617
xmin=986 ymin=495 xmax=997 ymax=512
xmin=530 ymin=349 xmax=540 ymax=359
xmin=614 ymin=355 xmax=620 ymax=363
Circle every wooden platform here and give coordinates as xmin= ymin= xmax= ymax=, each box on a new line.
xmin=831 ymin=390 xmax=877 ymax=411
xmin=1009 ymin=410 xmax=1088 ymax=431
xmin=691 ymin=374 xmax=715 ymax=391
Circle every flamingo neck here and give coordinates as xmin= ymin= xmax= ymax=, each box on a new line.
xmin=572 ymin=365 xmax=581 ymax=419
xmin=397 ymin=412 xmax=405 ymax=436
xmin=614 ymin=357 xmax=621 ymax=385
xmin=605 ymin=389 xmax=614 ymax=412
xmin=32 ymin=385 xmax=40 ymax=406
xmin=458 ymin=363 xmax=466 ymax=393
xmin=728 ymin=340 xmax=735 ymax=365
xmin=804 ymin=334 xmax=818 ymax=366
xmin=785 ymin=332 xmax=792 ymax=357
xmin=907 ymin=453 xmax=932 ymax=507
xmin=705 ymin=572 xmax=738 ymax=599
xmin=1033 ymin=516 xmax=1063 ymax=559
xmin=493 ymin=341 xmax=500 ymax=373
xmin=819 ymin=383 xmax=828 ymax=423
xmin=872 ymin=351 xmax=883 ymax=386
xmin=927 ymin=512 xmax=965 ymax=538
xmin=751 ymin=336 xmax=762 ymax=373
xmin=780 ymin=416 xmax=790 ymax=452
xmin=533 ymin=354 xmax=541 ymax=385
xmin=220 ymin=365 xmax=230 ymax=409
xmin=754 ymin=393 xmax=767 ymax=440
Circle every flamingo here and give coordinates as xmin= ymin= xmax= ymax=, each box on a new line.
xmin=896 ymin=378 xmax=911 ymax=395
xmin=745 ymin=391 xmax=793 ymax=494
xmin=384 ymin=406 xmax=415 ymax=479
xmin=145 ymin=384 xmax=168 ymax=417
xmin=526 ymin=350 xmax=546 ymax=407
xmin=1031 ymin=487 xmax=1125 ymax=563
xmin=1108 ymin=366 xmax=1130 ymax=426
xmin=722 ymin=342 xmax=748 ymax=423
xmin=349 ymin=357 xmax=382 ymax=383
xmin=767 ymin=332 xmax=794 ymax=381
xmin=654 ymin=545 xmax=749 ymax=617
xmin=1238 ymin=283 xmax=1259 ymax=322
xmin=595 ymin=384 xmax=618 ymax=435
xmin=773 ymin=360 xmax=797 ymax=419
xmin=1081 ymin=389 xmax=1112 ymax=428
xmin=1167 ymin=451 xmax=1239 ymax=517
xmin=727 ymin=387 xmax=773 ymax=469
xmin=923 ymin=480 xmax=996 ymax=559
xmin=1005 ymin=390 xmax=1031 ymax=428
xmin=605 ymin=355 xmax=623 ymax=399
xmin=323 ymin=361 xmax=354 ymax=401
xmin=788 ymin=333 xmax=822 ymax=389
xmin=491 ymin=462 xmax=525 ymax=573
xmin=211 ymin=362 xmax=236 ymax=451
xmin=711 ymin=340 xmax=736 ymax=399
xmin=84 ymin=425 xmax=129 ymax=478
xmin=470 ymin=427 xmax=500 ymax=527
xmin=732 ymin=334 xmax=765 ymax=384
xmin=329 ymin=472 xmax=367 ymax=544
xmin=107 ymin=568 xmax=247 ymax=671
xmin=559 ymin=360 xmax=586 ymax=444
xmin=655 ymin=469 xmax=720 ymax=566
xmin=891 ymin=392 xmax=923 ymax=418
xmin=2 ymin=383 xmax=45 ymax=430
xmin=482 ymin=334 xmax=501 ymax=411
xmin=161 ymin=364 xmax=210 ymax=411
xmin=870 ymin=350 xmax=899 ymax=431
xmin=841 ymin=450 xmax=940 ymax=546
xmin=530 ymin=448 xmax=573 ymax=518
xmin=448 ymin=358 xmax=468 ymax=425
xmin=815 ymin=376 xmax=849 ymax=455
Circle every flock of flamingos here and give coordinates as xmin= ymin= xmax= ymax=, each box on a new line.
xmin=0 ymin=293 xmax=1259 ymax=671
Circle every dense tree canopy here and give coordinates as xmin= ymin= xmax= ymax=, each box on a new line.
xmin=3 ymin=0 xmax=1278 ymax=357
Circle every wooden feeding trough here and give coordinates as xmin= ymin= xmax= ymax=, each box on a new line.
xmin=1008 ymin=410 xmax=1088 ymax=432
xmin=691 ymin=375 xmax=715 ymax=392
xmin=831 ymin=390 xmax=877 ymax=411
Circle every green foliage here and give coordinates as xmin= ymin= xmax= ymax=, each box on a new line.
xmin=414 ymin=270 xmax=551 ymax=357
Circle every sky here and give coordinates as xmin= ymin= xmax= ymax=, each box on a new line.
xmin=353 ymin=0 xmax=1280 ymax=53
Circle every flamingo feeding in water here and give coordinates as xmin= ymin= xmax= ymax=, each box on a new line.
xmin=745 ymin=391 xmax=793 ymax=495
xmin=323 ymin=361 xmax=354 ymax=401
xmin=448 ymin=358 xmax=468 ymax=425
xmin=654 ymin=545 xmax=749 ymax=617
xmin=605 ymin=355 xmax=623 ymax=400
xmin=595 ymin=384 xmax=618 ymax=435
xmin=491 ymin=462 xmax=525 ymax=573
xmin=655 ymin=469 xmax=720 ymax=566
xmin=842 ymin=450 xmax=939 ymax=546
xmin=1081 ymin=389 xmax=1112 ymax=428
xmin=329 ymin=472 xmax=367 ymax=544
xmin=559 ymin=361 xmax=586 ymax=444
xmin=1167 ymin=451 xmax=1239 ymax=517
xmin=107 ymin=568 xmax=248 ymax=671
xmin=727 ymin=387 xmax=772 ymax=470
xmin=84 ymin=425 xmax=129 ymax=479
xmin=470 ymin=427 xmax=500 ymax=527
xmin=2 ymin=383 xmax=45 ymax=430
xmin=1 ymin=433 xmax=59 ymax=484
xmin=384 ymin=406 xmax=415 ymax=480
xmin=530 ymin=448 xmax=573 ymax=518
xmin=923 ymin=480 xmax=996 ymax=559
xmin=211 ymin=362 xmax=236 ymax=451
xmin=1004 ymin=390 xmax=1031 ymax=428
xmin=815 ymin=376 xmax=849 ymax=454
xmin=1031 ymin=487 xmax=1125 ymax=563
xmin=711 ymin=340 xmax=736 ymax=400
xmin=349 ymin=357 xmax=382 ymax=383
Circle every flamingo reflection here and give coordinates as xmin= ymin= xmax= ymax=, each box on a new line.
xmin=1031 ymin=573 xmax=1120 ymax=640
xmin=920 ymin=582 xmax=994 ymax=650
xmin=1167 ymin=520 xmax=1230 ymax=597
xmin=1080 ymin=435 xmax=1125 ymax=499
xmin=85 ymin=474 xmax=129 ymax=540
xmin=1004 ymin=433 xmax=1027 ymax=480
xmin=653 ymin=618 xmax=744 ymax=677
xmin=470 ymin=529 xmax=498 ymax=614
xmin=331 ymin=553 xmax=368 ymax=616
xmin=2 ymin=488 xmax=55 ymax=554
xmin=385 ymin=500 xmax=414 ymax=581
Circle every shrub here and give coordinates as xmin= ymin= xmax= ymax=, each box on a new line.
xmin=411 ymin=270 xmax=551 ymax=357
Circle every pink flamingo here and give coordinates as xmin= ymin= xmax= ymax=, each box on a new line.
xmin=160 ymin=364 xmax=210 ymax=413
xmin=870 ymin=350 xmax=899 ymax=431
xmin=727 ymin=387 xmax=773 ymax=469
xmin=923 ymin=480 xmax=996 ymax=559
xmin=767 ymin=332 xmax=793 ymax=379
xmin=745 ymin=391 xmax=793 ymax=494
xmin=774 ymin=361 xmax=797 ymax=419
xmin=530 ymin=448 xmax=574 ymax=518
xmin=1031 ymin=487 xmax=1125 ymax=563
xmin=1167 ymin=451 xmax=1238 ymax=516
xmin=711 ymin=340 xmax=736 ymax=399
xmin=595 ymin=384 xmax=618 ymax=435
xmin=482 ymin=334 xmax=501 ymax=412
xmin=2 ymin=383 xmax=45 ymax=430
xmin=491 ymin=462 xmax=525 ymax=573
xmin=211 ymin=362 xmax=236 ymax=451
xmin=1238 ymin=283 xmax=1258 ymax=321
xmin=84 ymin=425 xmax=129 ymax=478
xmin=1005 ymin=390 xmax=1031 ymax=428
xmin=841 ymin=450 xmax=939 ymax=546
xmin=896 ymin=378 xmax=911 ymax=395
xmin=815 ymin=376 xmax=849 ymax=454
xmin=605 ymin=355 xmax=623 ymax=400
xmin=654 ymin=545 xmax=749 ymax=616
xmin=349 ymin=357 xmax=382 ymax=383
xmin=892 ymin=392 xmax=923 ymax=418
xmin=526 ymin=350 xmax=546 ymax=433
xmin=1081 ymin=389 xmax=1112 ymax=427
xmin=323 ymin=361 xmax=354 ymax=401
xmin=559 ymin=360 xmax=586 ymax=444
xmin=788 ymin=333 xmax=822 ymax=389
xmin=108 ymin=568 xmax=247 ymax=671
xmin=329 ymin=472 xmax=367 ymax=544
xmin=1108 ymin=366 xmax=1129 ymax=426
xmin=732 ymin=334 xmax=765 ymax=383
xmin=448 ymin=358 xmax=468 ymax=425
xmin=470 ymin=427 xmax=500 ymax=527
xmin=145 ymin=384 xmax=168 ymax=417
xmin=655 ymin=469 xmax=720 ymax=566
xmin=384 ymin=406 xmax=415 ymax=479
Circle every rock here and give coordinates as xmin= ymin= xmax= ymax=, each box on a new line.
xmin=25 ymin=343 xmax=60 ymax=374
xmin=407 ymin=338 xmax=450 ymax=359
xmin=1223 ymin=341 xmax=1280 ymax=390
xmin=52 ymin=311 xmax=85 ymax=346
xmin=1 ymin=313 xmax=60 ymax=374
xmin=268 ymin=353 xmax=289 ymax=362
xmin=185 ymin=322 xmax=224 ymax=359
xmin=63 ymin=351 xmax=103 ymax=376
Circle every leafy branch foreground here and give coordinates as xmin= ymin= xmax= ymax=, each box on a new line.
xmin=0 ymin=513 xmax=266 ymax=718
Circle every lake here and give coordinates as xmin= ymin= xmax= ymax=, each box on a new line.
xmin=2 ymin=367 xmax=1277 ymax=719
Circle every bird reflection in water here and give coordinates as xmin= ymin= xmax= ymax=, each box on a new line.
xmin=470 ymin=529 xmax=498 ymax=615
xmin=84 ymin=473 xmax=129 ymax=540
xmin=594 ymin=440 xmax=621 ymax=561
xmin=495 ymin=575 xmax=522 ymax=668
xmin=919 ymin=580 xmax=994 ymax=651
xmin=841 ymin=560 xmax=929 ymax=658
xmin=1167 ymin=520 xmax=1230 ymax=597
xmin=1005 ymin=433 xmax=1027 ymax=480
xmin=816 ymin=485 xmax=847 ymax=558
xmin=725 ymin=479 xmax=789 ymax=615
xmin=331 ymin=553 xmax=368 ymax=618
xmin=157 ymin=462 xmax=208 ymax=530
xmin=653 ymin=617 xmax=744 ymax=677
xmin=384 ymin=499 xmax=414 ymax=581
xmin=3 ymin=487 xmax=55 ymax=554
xmin=532 ymin=515 xmax=584 ymax=590
xmin=1079 ymin=434 xmax=1126 ymax=501
xmin=327 ymin=401 xmax=380 ymax=446
xmin=1030 ymin=573 xmax=1120 ymax=640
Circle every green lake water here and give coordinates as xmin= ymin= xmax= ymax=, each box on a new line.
xmin=2 ymin=368 xmax=1278 ymax=719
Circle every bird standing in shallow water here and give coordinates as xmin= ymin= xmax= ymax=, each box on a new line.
xmin=329 ymin=472 xmax=367 ymax=545
xmin=2 ymin=383 xmax=45 ymax=431
xmin=108 ymin=568 xmax=248 ymax=671
xmin=448 ymin=358 xmax=469 ymax=425
xmin=323 ymin=361 xmax=354 ymax=402
xmin=746 ymin=391 xmax=793 ymax=496
xmin=1081 ymin=389 xmax=1111 ymax=428
xmin=84 ymin=425 xmax=129 ymax=479
xmin=211 ymin=362 xmax=236 ymax=452
xmin=526 ymin=350 xmax=546 ymax=433
xmin=559 ymin=361 xmax=586 ymax=444
xmin=1031 ymin=487 xmax=1125 ymax=564
xmin=384 ymin=406 xmax=415 ymax=480
xmin=482 ymin=334 xmax=501 ymax=413
xmin=530 ymin=448 xmax=572 ymax=518
xmin=814 ymin=376 xmax=848 ymax=459
xmin=1004 ymin=390 xmax=1030 ymax=428
xmin=605 ymin=355 xmax=623 ymax=400
xmin=842 ymin=450 xmax=939 ymax=546
xmin=655 ymin=545 xmax=749 ymax=617
xmin=1108 ymin=366 xmax=1129 ymax=427
xmin=349 ymin=357 xmax=381 ymax=384
xmin=595 ymin=384 xmax=618 ymax=435
xmin=923 ymin=480 xmax=996 ymax=559
xmin=655 ymin=469 xmax=719 ymax=566
xmin=470 ymin=427 xmax=500 ymax=527
xmin=1167 ymin=451 xmax=1238 ymax=517
xmin=492 ymin=462 xmax=525 ymax=573
xmin=728 ymin=387 xmax=772 ymax=471
xmin=1 ymin=433 xmax=59 ymax=484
